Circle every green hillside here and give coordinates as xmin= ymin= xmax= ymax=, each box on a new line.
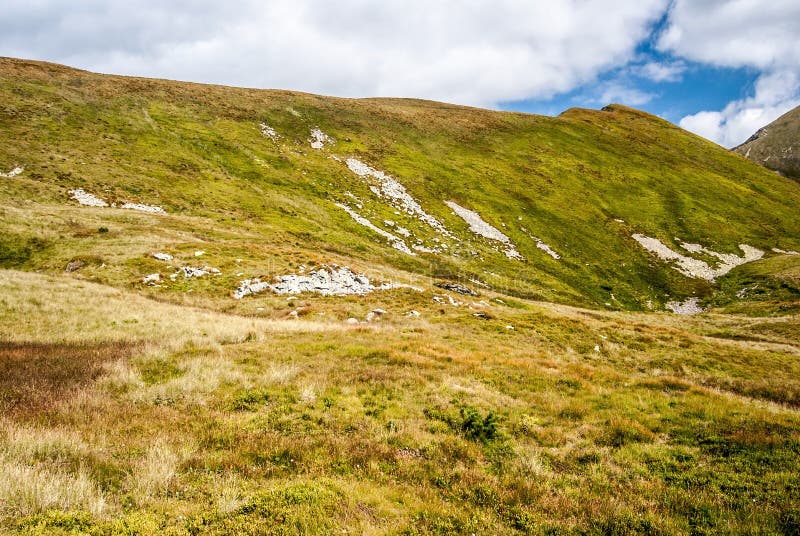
xmin=1 ymin=57 xmax=799 ymax=311
xmin=1 ymin=58 xmax=800 ymax=534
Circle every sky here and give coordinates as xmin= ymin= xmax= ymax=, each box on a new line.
xmin=1 ymin=0 xmax=798 ymax=148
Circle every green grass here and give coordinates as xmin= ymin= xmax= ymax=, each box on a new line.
xmin=710 ymin=254 xmax=800 ymax=316
xmin=1 ymin=58 xmax=800 ymax=534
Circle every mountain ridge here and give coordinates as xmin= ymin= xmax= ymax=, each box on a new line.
xmin=733 ymin=104 xmax=800 ymax=181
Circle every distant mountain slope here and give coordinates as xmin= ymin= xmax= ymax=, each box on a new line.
xmin=1 ymin=57 xmax=800 ymax=312
xmin=733 ymin=105 xmax=800 ymax=181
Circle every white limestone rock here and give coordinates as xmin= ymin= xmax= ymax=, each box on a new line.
xmin=445 ymin=201 xmax=523 ymax=260
xmin=336 ymin=203 xmax=414 ymax=255
xmin=69 ymin=188 xmax=109 ymax=207
xmin=234 ymin=266 xmax=414 ymax=299
xmin=175 ymin=266 xmax=220 ymax=279
xmin=346 ymin=158 xmax=454 ymax=239
xmin=666 ymin=297 xmax=704 ymax=315
xmin=633 ymin=234 xmax=763 ymax=281
xmin=309 ymin=128 xmax=333 ymax=149
xmin=0 ymin=166 xmax=24 ymax=178
xmin=121 ymin=202 xmax=166 ymax=214
xmin=259 ymin=122 xmax=280 ymax=141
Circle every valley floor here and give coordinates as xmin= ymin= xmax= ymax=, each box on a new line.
xmin=1 ymin=269 xmax=799 ymax=535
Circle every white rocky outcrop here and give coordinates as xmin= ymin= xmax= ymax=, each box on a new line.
xmin=445 ymin=201 xmax=507 ymax=242
xmin=309 ymin=128 xmax=333 ymax=149
xmin=121 ymin=202 xmax=166 ymax=214
xmin=773 ymin=248 xmax=799 ymax=255
xmin=336 ymin=203 xmax=414 ymax=255
xmin=681 ymin=241 xmax=763 ymax=272
xmin=534 ymin=237 xmax=561 ymax=259
xmin=445 ymin=201 xmax=523 ymax=260
xmin=433 ymin=294 xmax=465 ymax=307
xmin=68 ymin=188 xmax=166 ymax=213
xmin=365 ymin=308 xmax=386 ymax=322
xmin=142 ymin=273 xmax=161 ymax=285
xmin=666 ymin=297 xmax=704 ymax=315
xmin=233 ymin=279 xmax=271 ymax=297
xmin=0 ymin=166 xmax=23 ymax=178
xmin=234 ymin=266 xmax=413 ymax=299
xmin=69 ymin=188 xmax=109 ymax=207
xmin=412 ymin=244 xmax=442 ymax=254
xmin=520 ymin=226 xmax=561 ymax=259
xmin=346 ymin=158 xmax=454 ymax=239
xmin=172 ymin=266 xmax=221 ymax=279
xmin=259 ymin=122 xmax=280 ymax=141
xmin=152 ymin=253 xmax=173 ymax=262
xmin=632 ymin=234 xmax=763 ymax=281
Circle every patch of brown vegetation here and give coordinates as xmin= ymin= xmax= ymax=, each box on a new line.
xmin=0 ymin=340 xmax=141 ymax=416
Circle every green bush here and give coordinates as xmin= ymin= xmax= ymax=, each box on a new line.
xmin=459 ymin=407 xmax=499 ymax=443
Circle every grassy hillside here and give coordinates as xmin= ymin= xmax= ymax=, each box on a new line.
xmin=1 ymin=58 xmax=799 ymax=534
xmin=1 ymin=57 xmax=800 ymax=311
xmin=710 ymin=255 xmax=800 ymax=316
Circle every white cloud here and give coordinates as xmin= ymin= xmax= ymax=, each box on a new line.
xmin=659 ymin=0 xmax=800 ymax=147
xmin=0 ymin=0 xmax=669 ymax=108
xmin=637 ymin=61 xmax=685 ymax=83
xmin=597 ymin=82 xmax=657 ymax=106
xmin=679 ymin=70 xmax=800 ymax=148
xmin=657 ymin=0 xmax=800 ymax=70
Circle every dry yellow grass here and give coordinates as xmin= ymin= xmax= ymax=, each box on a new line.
xmin=0 ymin=458 xmax=107 ymax=518
xmin=0 ymin=422 xmax=106 ymax=518
xmin=0 ymin=421 xmax=89 ymax=461
xmin=129 ymin=440 xmax=190 ymax=498
xmin=0 ymin=270 xmax=798 ymax=533
xmin=0 ymin=269 xmax=341 ymax=346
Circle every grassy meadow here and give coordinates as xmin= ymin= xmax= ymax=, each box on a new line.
xmin=1 ymin=270 xmax=799 ymax=534
xmin=0 ymin=58 xmax=799 ymax=534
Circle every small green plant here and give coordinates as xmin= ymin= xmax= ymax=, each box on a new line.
xmin=230 ymin=389 xmax=270 ymax=411
xmin=424 ymin=405 xmax=501 ymax=442
xmin=459 ymin=407 xmax=499 ymax=442
xmin=98 ymin=227 xmax=109 ymax=233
